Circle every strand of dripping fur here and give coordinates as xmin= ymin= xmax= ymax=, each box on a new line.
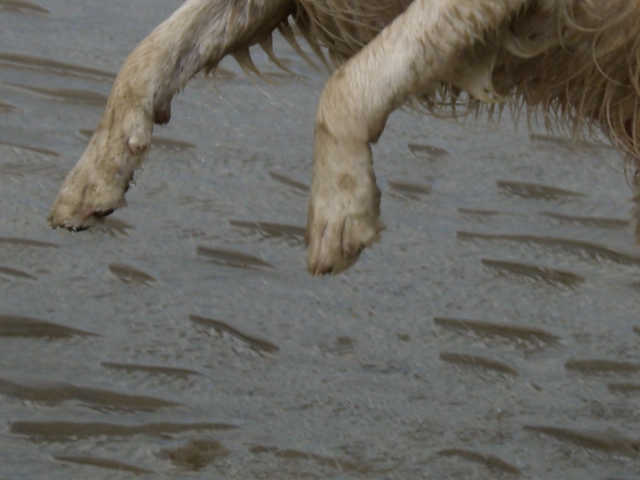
xmin=501 ymin=0 xmax=640 ymax=221
xmin=221 ymin=0 xmax=415 ymax=81
xmin=215 ymin=0 xmax=640 ymax=234
xmin=226 ymin=0 xmax=640 ymax=154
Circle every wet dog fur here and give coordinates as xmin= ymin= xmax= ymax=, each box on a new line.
xmin=48 ymin=0 xmax=640 ymax=274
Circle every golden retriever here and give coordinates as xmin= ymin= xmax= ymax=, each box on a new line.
xmin=48 ymin=0 xmax=640 ymax=274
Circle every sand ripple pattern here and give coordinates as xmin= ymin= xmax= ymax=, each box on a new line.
xmin=1 ymin=3 xmax=639 ymax=478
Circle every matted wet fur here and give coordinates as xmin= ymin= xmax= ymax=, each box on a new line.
xmin=48 ymin=0 xmax=640 ymax=274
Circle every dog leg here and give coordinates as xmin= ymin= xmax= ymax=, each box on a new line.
xmin=48 ymin=0 xmax=292 ymax=230
xmin=306 ymin=0 xmax=528 ymax=274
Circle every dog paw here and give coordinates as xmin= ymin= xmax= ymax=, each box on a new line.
xmin=48 ymin=114 xmax=151 ymax=230
xmin=48 ymin=165 xmax=129 ymax=231
xmin=306 ymin=177 xmax=383 ymax=275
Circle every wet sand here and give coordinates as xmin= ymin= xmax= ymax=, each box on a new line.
xmin=1 ymin=1 xmax=640 ymax=479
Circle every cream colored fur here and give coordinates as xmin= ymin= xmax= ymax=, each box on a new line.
xmin=48 ymin=0 xmax=640 ymax=274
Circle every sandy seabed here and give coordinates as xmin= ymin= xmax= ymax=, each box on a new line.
xmin=0 ymin=1 xmax=639 ymax=478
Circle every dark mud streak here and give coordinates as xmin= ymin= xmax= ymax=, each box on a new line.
xmin=388 ymin=180 xmax=431 ymax=196
xmin=0 ymin=159 xmax=61 ymax=176
xmin=481 ymin=258 xmax=585 ymax=286
xmin=0 ymin=377 xmax=181 ymax=410
xmin=196 ymin=246 xmax=275 ymax=270
xmin=439 ymin=351 xmax=520 ymax=376
xmin=0 ymin=265 xmax=36 ymax=280
xmin=457 ymin=231 xmax=640 ymax=266
xmin=437 ymin=448 xmax=522 ymax=475
xmin=458 ymin=208 xmax=501 ymax=216
xmin=0 ymin=315 xmax=98 ymax=338
xmin=608 ymin=382 xmax=640 ymax=394
xmin=10 ymin=421 xmax=239 ymax=439
xmin=158 ymin=439 xmax=229 ymax=471
xmin=229 ymin=219 xmax=306 ymax=239
xmin=433 ymin=317 xmax=561 ymax=344
xmin=0 ymin=0 xmax=49 ymax=14
xmin=538 ymin=211 xmax=630 ymax=228
xmin=0 ymin=83 xmax=108 ymax=106
xmin=0 ymin=237 xmax=58 ymax=247
xmin=523 ymin=425 xmax=640 ymax=457
xmin=250 ymin=445 xmax=378 ymax=475
xmin=268 ymin=170 xmax=310 ymax=191
xmin=497 ymin=180 xmax=585 ymax=199
xmin=407 ymin=142 xmax=449 ymax=158
xmin=0 ymin=141 xmax=60 ymax=157
xmin=0 ymin=101 xmax=18 ymax=113
xmin=0 ymin=53 xmax=116 ymax=80
xmin=318 ymin=335 xmax=356 ymax=356
xmin=565 ymin=359 xmax=640 ymax=374
xmin=189 ymin=314 xmax=280 ymax=353
xmin=53 ymin=455 xmax=155 ymax=475
xmin=108 ymin=263 xmax=156 ymax=284
xmin=101 ymin=362 xmax=201 ymax=377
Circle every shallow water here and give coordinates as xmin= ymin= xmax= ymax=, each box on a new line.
xmin=1 ymin=1 xmax=640 ymax=479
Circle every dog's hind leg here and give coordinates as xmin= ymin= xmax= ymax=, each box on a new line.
xmin=305 ymin=0 xmax=529 ymax=275
xmin=48 ymin=0 xmax=293 ymax=230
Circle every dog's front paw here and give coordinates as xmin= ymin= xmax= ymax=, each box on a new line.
xmin=48 ymin=111 xmax=151 ymax=230
xmin=48 ymin=161 xmax=130 ymax=231
xmin=306 ymin=174 xmax=383 ymax=275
